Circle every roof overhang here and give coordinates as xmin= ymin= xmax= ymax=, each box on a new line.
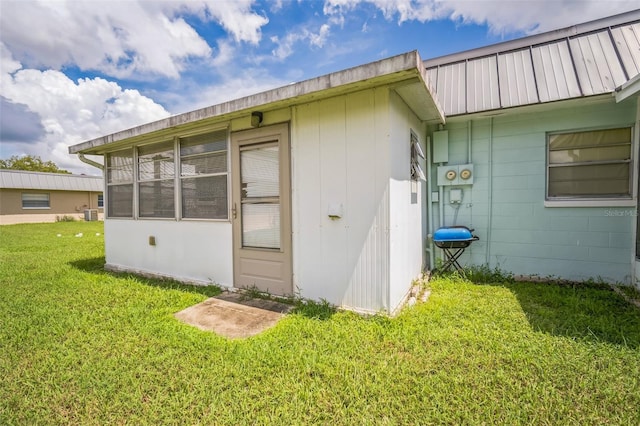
xmin=69 ymin=51 xmax=444 ymax=155
xmin=615 ymin=73 xmax=640 ymax=103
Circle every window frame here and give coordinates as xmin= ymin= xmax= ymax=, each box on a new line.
xmin=21 ymin=192 xmax=50 ymax=209
xmin=137 ymin=140 xmax=176 ymax=219
xmin=179 ymin=130 xmax=230 ymax=221
xmin=105 ymin=148 xmax=135 ymax=219
xmin=545 ymin=125 xmax=634 ymax=207
xmin=103 ymin=127 xmax=230 ymax=221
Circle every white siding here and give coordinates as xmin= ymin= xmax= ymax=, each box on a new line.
xmin=388 ymin=91 xmax=426 ymax=312
xmin=292 ymin=88 xmax=392 ymax=312
xmin=105 ymin=220 xmax=233 ymax=287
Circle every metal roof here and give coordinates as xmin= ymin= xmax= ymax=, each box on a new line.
xmin=0 ymin=170 xmax=103 ymax=192
xmin=424 ymin=10 xmax=640 ymax=116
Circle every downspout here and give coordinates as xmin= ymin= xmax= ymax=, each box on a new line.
xmin=485 ymin=117 xmax=494 ymax=266
xmin=439 ymin=171 xmax=445 ymax=228
xmin=77 ymin=153 xmax=104 ymax=171
xmin=425 ymin=136 xmax=435 ymax=270
xmin=468 ymin=120 xmax=472 ymax=163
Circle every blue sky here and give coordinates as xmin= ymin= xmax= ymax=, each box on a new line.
xmin=1 ymin=0 xmax=638 ymax=174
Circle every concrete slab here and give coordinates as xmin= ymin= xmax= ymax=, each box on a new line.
xmin=174 ymin=292 xmax=293 ymax=339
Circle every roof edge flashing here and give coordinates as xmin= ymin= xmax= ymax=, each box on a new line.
xmin=424 ymin=9 xmax=640 ymax=67
xmin=69 ymin=51 xmax=445 ymax=154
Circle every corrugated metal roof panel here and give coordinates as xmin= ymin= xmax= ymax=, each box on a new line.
xmin=425 ymin=11 xmax=640 ymax=116
xmin=531 ymin=40 xmax=582 ymax=102
xmin=435 ymin=62 xmax=467 ymax=115
xmin=0 ymin=170 xmax=103 ymax=192
xmin=498 ymin=49 xmax=539 ymax=108
xmin=611 ymin=22 xmax=640 ymax=78
xmin=466 ymin=56 xmax=500 ymax=113
xmin=570 ymin=31 xmax=627 ymax=95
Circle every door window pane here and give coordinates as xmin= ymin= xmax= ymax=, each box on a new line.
xmin=242 ymin=203 xmax=280 ymax=249
xmin=241 ymin=146 xmax=279 ymax=198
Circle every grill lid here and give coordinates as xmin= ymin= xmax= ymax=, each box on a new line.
xmin=434 ymin=226 xmax=475 ymax=242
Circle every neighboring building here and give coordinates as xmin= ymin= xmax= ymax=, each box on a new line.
xmin=0 ymin=170 xmax=103 ymax=225
xmin=69 ymin=11 xmax=640 ymax=313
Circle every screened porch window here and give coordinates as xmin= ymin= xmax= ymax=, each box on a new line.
xmin=22 ymin=193 xmax=49 ymax=209
xmin=138 ymin=141 xmax=175 ymax=218
xmin=179 ymin=130 xmax=228 ymax=219
xmin=106 ymin=149 xmax=134 ymax=218
xmin=547 ymin=127 xmax=632 ymax=200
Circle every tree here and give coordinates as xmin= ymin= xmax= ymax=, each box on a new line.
xmin=0 ymin=155 xmax=70 ymax=174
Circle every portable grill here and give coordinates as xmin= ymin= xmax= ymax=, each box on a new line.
xmin=433 ymin=226 xmax=479 ymax=273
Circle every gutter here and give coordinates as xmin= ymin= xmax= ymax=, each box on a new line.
xmin=77 ymin=153 xmax=104 ymax=171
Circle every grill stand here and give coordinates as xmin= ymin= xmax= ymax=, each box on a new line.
xmin=439 ymin=246 xmax=467 ymax=274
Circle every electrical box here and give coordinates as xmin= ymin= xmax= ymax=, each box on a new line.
xmin=432 ymin=130 xmax=449 ymax=164
xmin=437 ymin=164 xmax=474 ymax=186
xmin=450 ymin=188 xmax=463 ymax=204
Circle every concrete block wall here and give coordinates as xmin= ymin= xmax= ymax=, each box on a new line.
xmin=429 ymin=98 xmax=637 ymax=284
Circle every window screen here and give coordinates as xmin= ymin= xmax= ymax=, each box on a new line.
xmin=138 ymin=141 xmax=175 ymax=218
xmin=106 ymin=149 xmax=134 ymax=217
xmin=22 ymin=193 xmax=49 ymax=209
xmin=180 ymin=130 xmax=228 ymax=219
xmin=547 ymin=127 xmax=632 ymax=199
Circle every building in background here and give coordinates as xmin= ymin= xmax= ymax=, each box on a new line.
xmin=0 ymin=170 xmax=103 ymax=224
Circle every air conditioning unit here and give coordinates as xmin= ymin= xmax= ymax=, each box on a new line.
xmin=84 ymin=209 xmax=98 ymax=221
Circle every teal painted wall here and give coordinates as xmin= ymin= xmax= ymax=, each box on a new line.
xmin=429 ymin=98 xmax=637 ymax=284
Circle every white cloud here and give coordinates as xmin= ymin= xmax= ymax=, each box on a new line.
xmin=0 ymin=0 xmax=268 ymax=79
xmin=0 ymin=45 xmax=170 ymax=174
xmin=272 ymin=24 xmax=332 ymax=60
xmin=323 ymin=0 xmax=640 ymax=35
xmin=168 ymin=70 xmax=290 ymax=114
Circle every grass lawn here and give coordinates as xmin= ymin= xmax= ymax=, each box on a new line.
xmin=1 ymin=222 xmax=640 ymax=424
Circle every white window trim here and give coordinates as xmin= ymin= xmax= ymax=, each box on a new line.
xmin=544 ymin=199 xmax=635 ymax=208
xmin=545 ymin=125 xmax=634 ymax=206
xmin=21 ymin=193 xmax=50 ymax=209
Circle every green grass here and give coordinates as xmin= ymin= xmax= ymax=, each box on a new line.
xmin=1 ymin=222 xmax=640 ymax=425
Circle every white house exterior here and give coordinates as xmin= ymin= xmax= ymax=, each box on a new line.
xmin=71 ymin=53 xmax=441 ymax=314
xmin=70 ymin=11 xmax=640 ymax=313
